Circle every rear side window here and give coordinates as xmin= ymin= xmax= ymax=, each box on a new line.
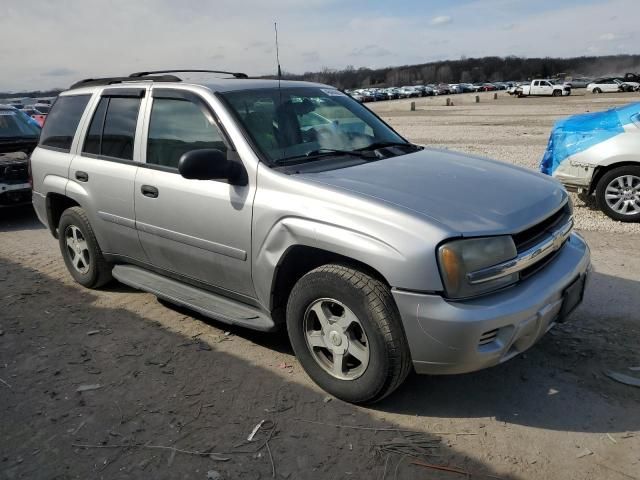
xmin=146 ymin=98 xmax=227 ymax=169
xmin=39 ymin=95 xmax=90 ymax=151
xmin=82 ymin=96 xmax=141 ymax=160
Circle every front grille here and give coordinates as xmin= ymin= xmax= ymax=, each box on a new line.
xmin=512 ymin=203 xmax=571 ymax=253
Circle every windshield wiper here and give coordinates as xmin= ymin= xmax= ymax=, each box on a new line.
xmin=356 ymin=141 xmax=422 ymax=152
xmin=305 ymin=148 xmax=376 ymax=158
xmin=274 ymin=148 xmax=375 ymax=165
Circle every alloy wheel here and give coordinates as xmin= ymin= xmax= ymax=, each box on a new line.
xmin=605 ymin=175 xmax=640 ymax=215
xmin=303 ymin=298 xmax=370 ymax=380
xmin=65 ymin=225 xmax=91 ymax=274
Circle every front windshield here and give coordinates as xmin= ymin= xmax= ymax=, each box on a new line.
xmin=0 ymin=109 xmax=41 ymax=139
xmin=220 ymin=87 xmax=406 ymax=165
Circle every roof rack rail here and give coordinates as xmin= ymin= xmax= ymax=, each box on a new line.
xmin=129 ymin=69 xmax=249 ymax=79
xmin=69 ymin=74 xmax=181 ymax=89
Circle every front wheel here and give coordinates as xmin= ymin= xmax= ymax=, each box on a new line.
xmin=552 ymin=89 xmax=562 ymax=97
xmin=58 ymin=207 xmax=113 ymax=288
xmin=286 ymin=265 xmax=412 ymax=404
xmin=595 ymin=166 xmax=640 ymax=222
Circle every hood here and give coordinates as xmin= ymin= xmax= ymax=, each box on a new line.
xmin=299 ymin=148 xmax=566 ymax=236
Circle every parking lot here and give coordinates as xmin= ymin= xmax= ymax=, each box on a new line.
xmin=1 ymin=90 xmax=639 ymax=480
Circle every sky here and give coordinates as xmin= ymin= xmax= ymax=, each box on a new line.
xmin=1 ymin=0 xmax=639 ymax=91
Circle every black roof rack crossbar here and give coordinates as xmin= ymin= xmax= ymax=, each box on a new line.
xmin=129 ymin=69 xmax=249 ymax=79
xmin=69 ymin=75 xmax=181 ymax=89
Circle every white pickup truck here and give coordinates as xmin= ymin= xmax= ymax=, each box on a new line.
xmin=515 ymin=79 xmax=571 ymax=97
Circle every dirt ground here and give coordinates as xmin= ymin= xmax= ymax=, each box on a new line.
xmin=2 ymin=91 xmax=640 ymax=480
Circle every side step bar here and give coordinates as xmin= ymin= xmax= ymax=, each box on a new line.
xmin=112 ymin=264 xmax=276 ymax=332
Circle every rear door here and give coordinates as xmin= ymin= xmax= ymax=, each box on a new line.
xmin=68 ymin=87 xmax=148 ymax=260
xmin=133 ymin=88 xmax=255 ymax=298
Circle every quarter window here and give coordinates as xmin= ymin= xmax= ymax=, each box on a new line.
xmin=146 ymin=97 xmax=227 ymax=169
xmin=82 ymin=96 xmax=141 ymax=160
xmin=39 ymin=95 xmax=91 ymax=151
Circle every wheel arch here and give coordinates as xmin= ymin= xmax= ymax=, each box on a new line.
xmin=269 ymin=245 xmax=392 ymax=325
xmin=46 ymin=193 xmax=81 ymax=238
xmin=589 ymin=160 xmax=640 ymax=194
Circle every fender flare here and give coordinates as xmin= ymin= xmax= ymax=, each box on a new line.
xmin=253 ymin=216 xmax=407 ymax=308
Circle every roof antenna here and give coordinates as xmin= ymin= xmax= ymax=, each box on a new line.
xmin=274 ymin=22 xmax=282 ymax=83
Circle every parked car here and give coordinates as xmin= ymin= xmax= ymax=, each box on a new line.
xmin=20 ymin=107 xmax=47 ymax=127
xmin=434 ymin=84 xmax=451 ymax=95
xmin=398 ymin=86 xmax=420 ymax=98
xmin=507 ymin=82 xmax=528 ymax=95
xmin=0 ymin=104 xmax=41 ymax=206
xmin=515 ymin=79 xmax=571 ymax=97
xmin=32 ymin=103 xmax=51 ymax=114
xmin=384 ymin=88 xmax=400 ymax=100
xmin=542 ymin=102 xmax=640 ymax=222
xmin=565 ymin=77 xmax=593 ymax=89
xmin=30 ymin=71 xmax=590 ymax=403
xmin=617 ymin=79 xmax=640 ymax=92
xmin=458 ymin=83 xmax=476 ymax=93
xmin=623 ymin=73 xmax=640 ymax=83
xmin=587 ymin=78 xmax=635 ymax=93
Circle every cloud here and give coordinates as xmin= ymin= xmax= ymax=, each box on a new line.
xmin=42 ymin=68 xmax=76 ymax=77
xmin=349 ymin=45 xmax=391 ymax=57
xmin=599 ymin=33 xmax=618 ymax=41
xmin=1 ymin=0 xmax=640 ymax=91
xmin=430 ymin=15 xmax=452 ymax=26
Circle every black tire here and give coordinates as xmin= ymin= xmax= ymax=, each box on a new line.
xmin=552 ymin=89 xmax=562 ymax=97
xmin=577 ymin=191 xmax=591 ymax=204
xmin=593 ymin=87 xmax=602 ymax=94
xmin=286 ymin=264 xmax=412 ymax=404
xmin=595 ymin=165 xmax=640 ymax=222
xmin=58 ymin=206 xmax=113 ymax=288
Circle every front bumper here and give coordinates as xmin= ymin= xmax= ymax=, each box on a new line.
xmin=393 ymin=232 xmax=590 ymax=375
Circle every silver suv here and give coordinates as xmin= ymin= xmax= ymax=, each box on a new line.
xmin=30 ymin=70 xmax=590 ymax=403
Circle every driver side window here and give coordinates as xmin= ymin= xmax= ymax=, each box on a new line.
xmin=146 ymin=97 xmax=227 ymax=169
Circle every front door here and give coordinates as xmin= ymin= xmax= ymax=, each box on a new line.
xmin=134 ymin=88 xmax=255 ymax=298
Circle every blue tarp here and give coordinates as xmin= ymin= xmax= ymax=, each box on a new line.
xmin=540 ymin=102 xmax=640 ymax=175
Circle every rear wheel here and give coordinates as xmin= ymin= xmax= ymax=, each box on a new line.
xmin=58 ymin=207 xmax=113 ymax=288
xmin=595 ymin=166 xmax=640 ymax=222
xmin=286 ymin=264 xmax=412 ymax=404
xmin=593 ymin=87 xmax=602 ymax=94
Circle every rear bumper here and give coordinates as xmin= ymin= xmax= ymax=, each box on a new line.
xmin=0 ymin=182 xmax=31 ymax=206
xmin=32 ymin=190 xmax=49 ymax=227
xmin=393 ymin=232 xmax=590 ymax=375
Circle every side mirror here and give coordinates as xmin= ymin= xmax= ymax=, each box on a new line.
xmin=178 ymin=149 xmax=245 ymax=184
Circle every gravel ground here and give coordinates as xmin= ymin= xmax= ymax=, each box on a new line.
xmin=1 ymin=207 xmax=639 ymax=480
xmin=369 ymin=90 xmax=640 ymax=234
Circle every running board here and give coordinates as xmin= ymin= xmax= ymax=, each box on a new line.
xmin=112 ymin=264 xmax=276 ymax=332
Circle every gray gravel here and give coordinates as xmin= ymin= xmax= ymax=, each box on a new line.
xmin=370 ymin=90 xmax=640 ymax=234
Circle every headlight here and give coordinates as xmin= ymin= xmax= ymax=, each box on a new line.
xmin=437 ymin=236 xmax=518 ymax=299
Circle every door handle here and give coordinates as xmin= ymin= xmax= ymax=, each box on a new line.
xmin=75 ymin=171 xmax=89 ymax=182
xmin=141 ymin=185 xmax=159 ymax=198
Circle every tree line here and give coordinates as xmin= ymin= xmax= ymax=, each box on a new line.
xmin=277 ymin=54 xmax=640 ymax=89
